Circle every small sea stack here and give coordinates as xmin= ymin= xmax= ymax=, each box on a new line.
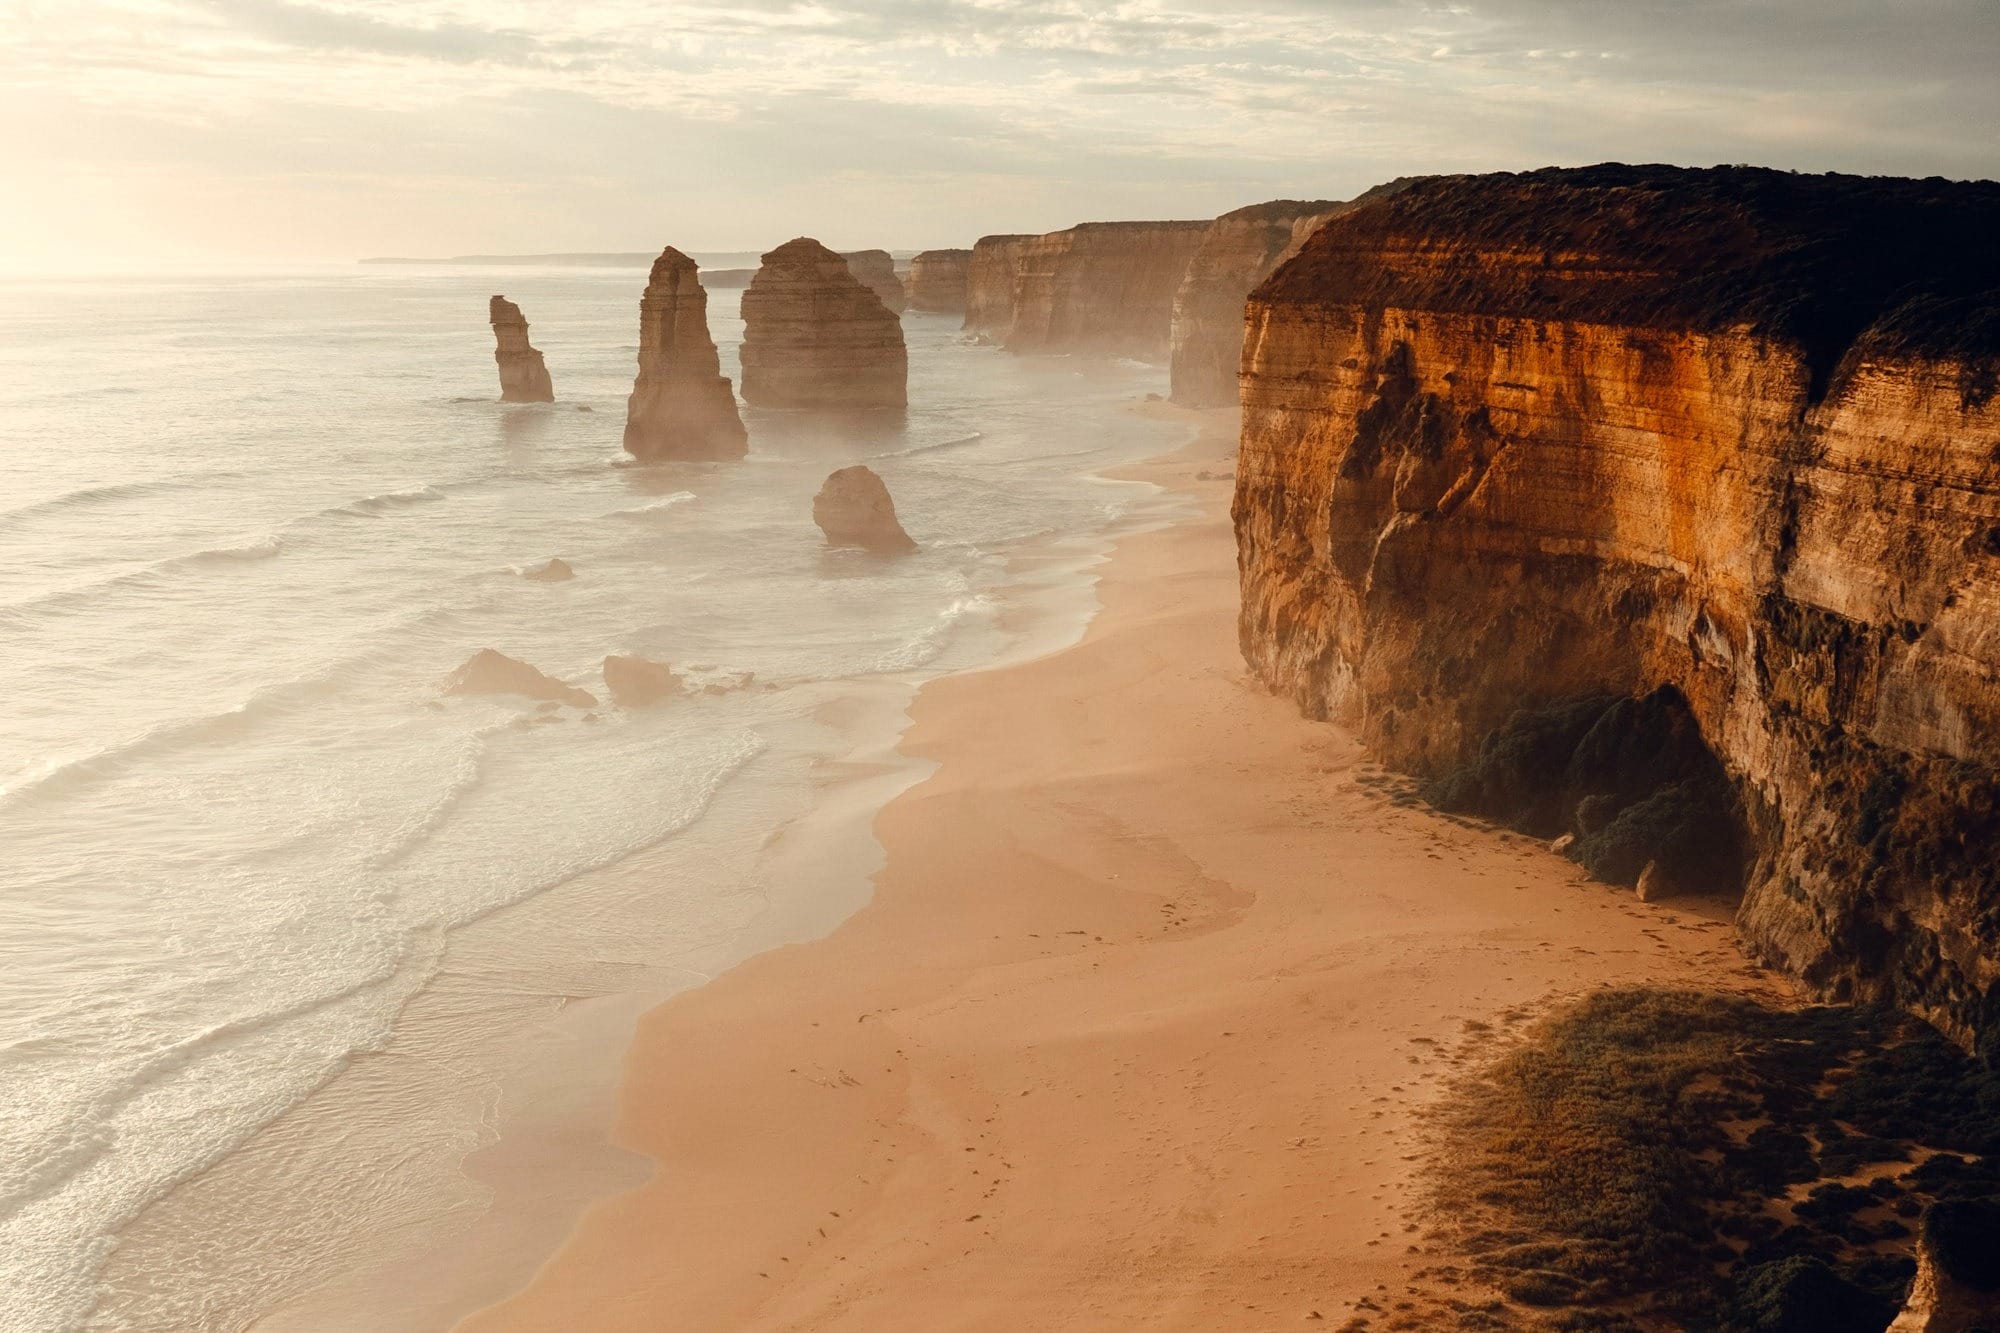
xmin=813 ymin=465 xmax=916 ymax=554
xmin=840 ymin=250 xmax=907 ymax=313
xmin=740 ymin=238 xmax=907 ymax=410
xmin=520 ymin=557 xmax=575 ymax=582
xmin=489 ymin=296 xmax=554 ymax=402
xmin=906 ymin=249 xmax=972 ymax=314
xmin=444 ymin=648 xmax=595 ymax=708
xmin=623 ymin=247 xmax=749 ymax=462
xmin=603 ymin=654 xmax=684 ymax=707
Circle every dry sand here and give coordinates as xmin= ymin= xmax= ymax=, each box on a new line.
xmin=458 ymin=405 xmax=1774 ymax=1332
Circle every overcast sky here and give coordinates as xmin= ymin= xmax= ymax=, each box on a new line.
xmin=3 ymin=0 xmax=1995 ymax=267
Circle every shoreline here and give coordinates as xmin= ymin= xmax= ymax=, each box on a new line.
xmin=458 ymin=405 xmax=1777 ymax=1331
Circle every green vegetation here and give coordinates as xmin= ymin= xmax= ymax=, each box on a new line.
xmin=1431 ymin=987 xmax=2000 ymax=1330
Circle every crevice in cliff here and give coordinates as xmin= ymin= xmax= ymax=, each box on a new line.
xmin=1423 ymin=686 xmax=1749 ymax=902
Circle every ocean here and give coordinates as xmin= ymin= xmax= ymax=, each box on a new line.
xmin=0 ymin=263 xmax=1188 ymax=1331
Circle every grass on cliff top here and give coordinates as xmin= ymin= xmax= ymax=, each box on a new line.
xmin=1428 ymin=986 xmax=2000 ymax=1331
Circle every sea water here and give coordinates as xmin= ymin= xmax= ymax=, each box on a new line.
xmin=0 ymin=264 xmax=1188 ymax=1330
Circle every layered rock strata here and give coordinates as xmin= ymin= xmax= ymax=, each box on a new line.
xmin=1004 ymin=221 xmax=1209 ymax=359
xmin=840 ymin=250 xmax=907 ymax=314
xmin=621 ymin=247 xmax=748 ymax=462
xmin=489 ymin=296 xmax=554 ymax=402
xmin=962 ymin=234 xmax=1036 ymax=337
xmin=740 ymin=238 xmax=907 ymax=410
xmin=1234 ymin=165 xmax=2000 ymax=1046
xmin=906 ymin=248 xmax=972 ymax=313
xmin=813 ymin=465 xmax=916 ymax=554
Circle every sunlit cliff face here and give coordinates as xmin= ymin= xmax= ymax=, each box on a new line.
xmin=4 ymin=0 xmax=1997 ymax=268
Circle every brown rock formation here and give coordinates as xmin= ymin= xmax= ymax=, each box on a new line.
xmin=603 ymin=654 xmax=684 ymax=707
xmin=1005 ymin=221 xmax=1209 ymax=360
xmin=740 ymin=238 xmax=907 ymax=410
xmin=1890 ymin=1200 xmax=2000 ymax=1331
xmin=489 ymin=296 xmax=554 ymax=402
xmin=906 ymin=248 xmax=972 ymax=314
xmin=840 ymin=250 xmax=907 ymax=314
xmin=1234 ymin=165 xmax=2000 ymax=1046
xmin=622 ymin=247 xmax=748 ymax=462
xmin=962 ymin=234 xmax=1036 ymax=337
xmin=444 ymin=649 xmax=595 ymax=708
xmin=520 ymin=557 xmax=574 ymax=582
xmin=813 ymin=465 xmax=916 ymax=554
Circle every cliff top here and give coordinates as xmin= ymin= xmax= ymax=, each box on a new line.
xmin=1259 ymin=163 xmax=2000 ymax=393
xmin=761 ymin=236 xmax=843 ymax=265
xmin=1218 ymin=199 xmax=1342 ymax=223
xmin=1053 ymin=220 xmax=1210 ymax=237
xmin=913 ymin=248 xmax=973 ymax=260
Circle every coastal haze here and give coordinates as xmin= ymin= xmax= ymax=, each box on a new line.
xmin=6 ymin=3 xmax=2000 ymax=1333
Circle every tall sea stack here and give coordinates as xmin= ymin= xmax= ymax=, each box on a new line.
xmin=840 ymin=250 xmax=908 ymax=314
xmin=1234 ymin=164 xmax=2000 ymax=1047
xmin=907 ymin=249 xmax=972 ymax=313
xmin=622 ymin=247 xmax=748 ymax=462
xmin=489 ymin=296 xmax=554 ymax=403
xmin=740 ymin=238 xmax=907 ymax=410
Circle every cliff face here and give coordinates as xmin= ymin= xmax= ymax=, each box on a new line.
xmin=1235 ymin=165 xmax=2000 ymax=1047
xmin=906 ymin=248 xmax=972 ymax=314
xmin=741 ymin=238 xmax=907 ymax=410
xmin=489 ymin=296 xmax=554 ymax=402
xmin=1004 ymin=221 xmax=1209 ymax=359
xmin=964 ymin=234 xmax=1035 ymax=336
xmin=840 ymin=250 xmax=907 ymax=314
xmin=622 ymin=247 xmax=747 ymax=461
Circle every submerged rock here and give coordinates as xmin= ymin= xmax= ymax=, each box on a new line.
xmin=813 ymin=465 xmax=916 ymax=554
xmin=444 ymin=649 xmax=595 ymax=708
xmin=520 ymin=557 xmax=574 ymax=582
xmin=623 ymin=247 xmax=749 ymax=462
xmin=840 ymin=249 xmax=908 ymax=314
xmin=740 ymin=238 xmax=907 ymax=410
xmin=489 ymin=296 xmax=554 ymax=403
xmin=603 ymin=654 xmax=683 ymax=707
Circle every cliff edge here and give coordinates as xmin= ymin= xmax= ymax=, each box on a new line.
xmin=1235 ymin=164 xmax=2000 ymax=1047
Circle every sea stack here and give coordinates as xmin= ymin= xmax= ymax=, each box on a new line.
xmin=963 ymin=234 xmax=1035 ymax=338
xmin=840 ymin=250 xmax=908 ymax=313
xmin=489 ymin=296 xmax=554 ymax=402
xmin=622 ymin=247 xmax=748 ymax=462
xmin=813 ymin=466 xmax=916 ymax=554
xmin=906 ymin=249 xmax=973 ymax=314
xmin=740 ymin=238 xmax=907 ymax=410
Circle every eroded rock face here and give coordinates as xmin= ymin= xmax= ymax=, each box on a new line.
xmin=622 ymin=247 xmax=748 ymax=462
xmin=489 ymin=296 xmax=554 ymax=402
xmin=1005 ymin=221 xmax=1209 ymax=360
xmin=741 ymin=238 xmax=907 ymax=410
xmin=1234 ymin=164 xmax=2000 ymax=1046
xmin=907 ymin=249 xmax=972 ymax=314
xmin=813 ymin=465 xmax=916 ymax=554
xmin=840 ymin=250 xmax=907 ymax=314
xmin=445 ymin=649 xmax=595 ymax=708
xmin=963 ymin=234 xmax=1036 ymax=337
xmin=603 ymin=654 xmax=683 ymax=707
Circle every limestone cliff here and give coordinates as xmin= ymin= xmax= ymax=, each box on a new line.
xmin=840 ymin=250 xmax=907 ymax=314
xmin=740 ymin=238 xmax=907 ymax=410
xmin=1234 ymin=165 xmax=2000 ymax=1047
xmin=622 ymin=247 xmax=748 ymax=462
xmin=1004 ymin=221 xmax=1209 ymax=359
xmin=907 ymin=248 xmax=972 ymax=314
xmin=489 ymin=296 xmax=554 ymax=402
xmin=1169 ymin=183 xmax=1422 ymax=407
xmin=963 ymin=234 xmax=1035 ymax=337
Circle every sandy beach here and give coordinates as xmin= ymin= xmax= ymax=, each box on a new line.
xmin=459 ymin=404 xmax=1777 ymax=1332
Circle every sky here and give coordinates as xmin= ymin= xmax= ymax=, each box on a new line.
xmin=2 ymin=0 xmax=1996 ymax=267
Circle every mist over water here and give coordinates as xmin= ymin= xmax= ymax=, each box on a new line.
xmin=0 ymin=265 xmax=1184 ymax=1330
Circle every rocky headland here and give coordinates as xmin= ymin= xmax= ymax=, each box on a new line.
xmin=621 ymin=247 xmax=748 ymax=462
xmin=740 ymin=238 xmax=908 ymax=410
xmin=906 ymin=248 xmax=972 ymax=314
xmin=1234 ymin=164 xmax=2000 ymax=1047
xmin=840 ymin=250 xmax=907 ymax=314
xmin=1003 ymin=220 xmax=1209 ymax=359
xmin=488 ymin=296 xmax=554 ymax=403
